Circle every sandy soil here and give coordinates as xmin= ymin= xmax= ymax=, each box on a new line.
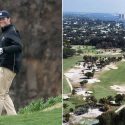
xmin=110 ymin=85 xmax=125 ymax=93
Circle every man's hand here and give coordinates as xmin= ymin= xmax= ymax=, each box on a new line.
xmin=0 ymin=48 xmax=3 ymax=55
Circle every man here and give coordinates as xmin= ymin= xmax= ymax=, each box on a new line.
xmin=0 ymin=10 xmax=22 ymax=115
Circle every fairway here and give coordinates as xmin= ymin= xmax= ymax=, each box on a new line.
xmin=92 ymin=62 xmax=125 ymax=99
xmin=63 ymin=55 xmax=82 ymax=72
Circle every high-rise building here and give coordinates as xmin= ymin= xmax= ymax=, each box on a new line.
xmin=119 ymin=14 xmax=125 ymax=20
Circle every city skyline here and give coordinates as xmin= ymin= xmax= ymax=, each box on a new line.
xmin=63 ymin=0 xmax=125 ymax=14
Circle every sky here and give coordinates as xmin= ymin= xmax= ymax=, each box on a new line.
xmin=63 ymin=0 xmax=125 ymax=13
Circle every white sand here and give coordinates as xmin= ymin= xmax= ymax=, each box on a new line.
xmin=103 ymin=63 xmax=118 ymax=71
xmin=110 ymin=85 xmax=125 ymax=93
xmin=82 ymin=108 xmax=103 ymax=118
xmin=76 ymin=90 xmax=91 ymax=96
xmin=63 ymin=94 xmax=70 ymax=100
xmin=87 ymin=78 xmax=100 ymax=84
xmin=121 ymin=59 xmax=125 ymax=62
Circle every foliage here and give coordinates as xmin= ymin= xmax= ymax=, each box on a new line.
xmin=19 ymin=96 xmax=61 ymax=114
xmin=115 ymin=94 xmax=124 ymax=103
xmin=63 ymin=47 xmax=76 ymax=58
xmin=97 ymin=111 xmax=117 ymax=125
xmin=63 ymin=113 xmax=70 ymax=123
xmin=71 ymin=89 xmax=76 ymax=95
xmin=64 ymin=15 xmax=125 ymax=49
xmin=63 ymin=95 xmax=86 ymax=114
xmin=85 ymin=72 xmax=94 ymax=79
xmin=97 ymin=108 xmax=125 ymax=125
xmin=77 ymin=49 xmax=83 ymax=54
xmin=86 ymin=96 xmax=97 ymax=104
xmin=63 ymin=103 xmax=69 ymax=109
xmin=80 ymin=80 xmax=88 ymax=87
xmin=74 ymin=106 xmax=88 ymax=115
xmin=99 ymin=97 xmax=108 ymax=104
xmin=99 ymin=104 xmax=109 ymax=112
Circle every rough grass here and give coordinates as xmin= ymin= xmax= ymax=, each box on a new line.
xmin=0 ymin=96 xmax=62 ymax=125
xmin=0 ymin=108 xmax=62 ymax=125
xmin=19 ymin=96 xmax=61 ymax=114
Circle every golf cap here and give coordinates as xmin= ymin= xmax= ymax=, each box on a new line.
xmin=0 ymin=10 xmax=10 ymax=19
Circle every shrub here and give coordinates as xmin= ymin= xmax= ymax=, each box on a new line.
xmin=69 ymin=108 xmax=74 ymax=112
xmin=63 ymin=113 xmax=70 ymax=123
xmin=80 ymin=80 xmax=88 ymax=88
xmin=99 ymin=98 xmax=108 ymax=104
xmin=63 ymin=48 xmax=76 ymax=58
xmin=63 ymin=103 xmax=69 ymax=109
xmin=85 ymin=72 xmax=94 ymax=79
xmin=19 ymin=96 xmax=61 ymax=114
xmin=77 ymin=49 xmax=83 ymax=54
xmin=97 ymin=111 xmax=117 ymax=125
xmin=115 ymin=94 xmax=124 ymax=103
xmin=99 ymin=104 xmax=109 ymax=112
xmin=74 ymin=107 xmax=88 ymax=115
xmin=72 ymin=89 xmax=76 ymax=95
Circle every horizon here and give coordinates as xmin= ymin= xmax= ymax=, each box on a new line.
xmin=63 ymin=11 xmax=121 ymax=14
xmin=63 ymin=0 xmax=125 ymax=14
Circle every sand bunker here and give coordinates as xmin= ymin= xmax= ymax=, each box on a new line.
xmin=110 ymin=85 xmax=125 ymax=93
xmin=82 ymin=108 xmax=103 ymax=118
xmin=87 ymin=78 xmax=100 ymax=84
xmin=103 ymin=64 xmax=118 ymax=71
xmin=121 ymin=59 xmax=125 ymax=62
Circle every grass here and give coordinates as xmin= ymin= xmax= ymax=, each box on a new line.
xmin=0 ymin=108 xmax=62 ymax=125
xmin=63 ymin=54 xmax=125 ymax=99
xmin=63 ymin=95 xmax=85 ymax=114
xmin=63 ymin=45 xmax=125 ymax=98
xmin=63 ymin=56 xmax=82 ymax=94
xmin=72 ymin=45 xmax=97 ymax=55
xmin=19 ymin=96 xmax=61 ymax=114
xmin=92 ymin=62 xmax=125 ymax=99
xmin=63 ymin=46 xmax=97 ymax=94
xmin=0 ymin=96 xmax=62 ymax=125
xmin=63 ymin=55 xmax=82 ymax=72
xmin=63 ymin=78 xmax=71 ymax=94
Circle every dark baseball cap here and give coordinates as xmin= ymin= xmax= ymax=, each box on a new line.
xmin=0 ymin=10 xmax=10 ymax=19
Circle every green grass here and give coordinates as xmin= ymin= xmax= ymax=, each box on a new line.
xmin=63 ymin=78 xmax=71 ymax=94
xmin=63 ymin=95 xmax=85 ymax=114
xmin=63 ymin=54 xmax=125 ymax=99
xmin=92 ymin=62 xmax=125 ymax=99
xmin=63 ymin=55 xmax=82 ymax=72
xmin=63 ymin=56 xmax=82 ymax=94
xmin=0 ymin=108 xmax=62 ymax=125
xmin=0 ymin=96 xmax=62 ymax=125
xmin=72 ymin=45 xmax=97 ymax=54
